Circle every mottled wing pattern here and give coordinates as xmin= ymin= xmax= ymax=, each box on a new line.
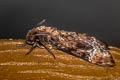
xmin=19 ymin=26 xmax=115 ymax=67
xmin=50 ymin=29 xmax=115 ymax=67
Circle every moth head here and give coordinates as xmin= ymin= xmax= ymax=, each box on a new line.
xmin=25 ymin=29 xmax=38 ymax=45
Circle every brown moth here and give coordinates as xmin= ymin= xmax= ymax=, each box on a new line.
xmin=17 ymin=25 xmax=115 ymax=67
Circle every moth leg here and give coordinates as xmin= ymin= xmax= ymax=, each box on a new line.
xmin=34 ymin=33 xmax=56 ymax=59
xmin=36 ymin=43 xmax=45 ymax=49
xmin=48 ymin=40 xmax=58 ymax=49
xmin=37 ymin=41 xmax=56 ymax=59
xmin=34 ymin=33 xmax=58 ymax=49
xmin=25 ymin=42 xmax=37 ymax=55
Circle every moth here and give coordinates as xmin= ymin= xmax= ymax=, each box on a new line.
xmin=17 ymin=24 xmax=115 ymax=67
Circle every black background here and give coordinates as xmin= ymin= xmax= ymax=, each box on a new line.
xmin=0 ymin=0 xmax=120 ymax=47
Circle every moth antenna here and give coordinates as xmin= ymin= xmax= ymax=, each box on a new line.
xmin=36 ymin=19 xmax=46 ymax=26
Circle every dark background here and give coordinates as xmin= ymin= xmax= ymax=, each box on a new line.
xmin=0 ymin=0 xmax=120 ymax=47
